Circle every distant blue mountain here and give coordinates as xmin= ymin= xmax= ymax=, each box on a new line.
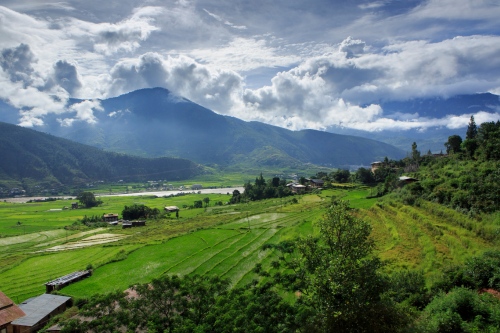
xmin=0 ymin=88 xmax=405 ymax=168
xmin=328 ymin=93 xmax=500 ymax=153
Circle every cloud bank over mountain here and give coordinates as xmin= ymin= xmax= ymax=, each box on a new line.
xmin=0 ymin=0 xmax=499 ymax=131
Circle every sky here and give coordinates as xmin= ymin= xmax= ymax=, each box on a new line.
xmin=0 ymin=0 xmax=500 ymax=131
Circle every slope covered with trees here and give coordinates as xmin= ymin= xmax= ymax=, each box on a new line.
xmin=399 ymin=118 xmax=500 ymax=215
xmin=0 ymin=121 xmax=202 ymax=191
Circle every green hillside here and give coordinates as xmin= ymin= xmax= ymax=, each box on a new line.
xmin=0 ymin=121 xmax=202 ymax=192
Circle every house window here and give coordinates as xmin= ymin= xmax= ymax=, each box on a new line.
xmin=1 ymin=327 xmax=7 ymax=333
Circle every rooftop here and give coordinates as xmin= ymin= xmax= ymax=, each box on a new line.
xmin=45 ymin=270 xmax=90 ymax=287
xmin=11 ymin=294 xmax=71 ymax=327
xmin=0 ymin=291 xmax=25 ymax=326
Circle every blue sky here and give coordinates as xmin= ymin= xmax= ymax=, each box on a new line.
xmin=0 ymin=0 xmax=499 ymax=131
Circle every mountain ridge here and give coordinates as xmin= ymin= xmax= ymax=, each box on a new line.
xmin=20 ymin=87 xmax=405 ymax=167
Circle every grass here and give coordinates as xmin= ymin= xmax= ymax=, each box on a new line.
xmin=0 ymin=245 xmax=138 ymax=302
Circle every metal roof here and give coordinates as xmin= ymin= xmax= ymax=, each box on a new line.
xmin=11 ymin=294 xmax=71 ymax=327
xmin=45 ymin=271 xmax=90 ymax=287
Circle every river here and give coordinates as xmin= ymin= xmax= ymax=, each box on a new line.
xmin=3 ymin=187 xmax=244 ymax=203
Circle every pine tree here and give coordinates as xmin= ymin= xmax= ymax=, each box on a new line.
xmin=466 ymin=116 xmax=478 ymax=140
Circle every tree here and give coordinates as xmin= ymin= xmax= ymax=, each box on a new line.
xmin=193 ymin=200 xmax=203 ymax=208
xmin=77 ymin=191 xmax=101 ymax=208
xmin=265 ymin=200 xmax=406 ymax=332
xmin=331 ymin=169 xmax=350 ymax=183
xmin=444 ymin=135 xmax=462 ymax=154
xmin=466 ymin=115 xmax=477 ymax=140
xmin=122 ymin=204 xmax=160 ymax=220
xmin=229 ymin=189 xmax=241 ymax=204
xmin=203 ymin=197 xmax=210 ymax=208
xmin=411 ymin=142 xmax=420 ymax=162
xmin=355 ymin=167 xmax=375 ymax=184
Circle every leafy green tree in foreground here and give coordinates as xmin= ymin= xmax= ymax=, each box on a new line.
xmin=264 ymin=200 xmax=408 ymax=332
xmin=76 ymin=191 xmax=102 ymax=208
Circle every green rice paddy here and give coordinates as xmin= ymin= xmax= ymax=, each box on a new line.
xmin=0 ymin=187 xmax=498 ymax=302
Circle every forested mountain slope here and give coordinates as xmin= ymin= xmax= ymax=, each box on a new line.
xmin=0 ymin=121 xmax=202 ymax=190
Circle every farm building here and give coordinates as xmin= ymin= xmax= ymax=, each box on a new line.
xmin=371 ymin=161 xmax=384 ymax=172
xmin=191 ymin=184 xmax=203 ymax=190
xmin=10 ymin=294 xmax=71 ymax=333
xmin=289 ymin=184 xmax=306 ymax=194
xmin=0 ymin=291 xmax=26 ymax=333
xmin=103 ymin=213 xmax=118 ymax=222
xmin=307 ymin=179 xmax=324 ymax=188
xmin=45 ymin=270 xmax=92 ymax=293
xmin=71 ymin=202 xmax=78 ymax=209
xmin=122 ymin=220 xmax=146 ymax=229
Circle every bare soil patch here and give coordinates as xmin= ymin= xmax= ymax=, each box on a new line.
xmin=39 ymin=233 xmax=128 ymax=252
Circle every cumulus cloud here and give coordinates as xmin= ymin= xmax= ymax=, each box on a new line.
xmin=57 ymin=99 xmax=103 ymax=126
xmin=0 ymin=43 xmax=36 ymax=85
xmin=107 ymin=52 xmax=243 ymax=112
xmin=52 ymin=60 xmax=82 ymax=94
xmin=338 ymin=37 xmax=365 ymax=58
xmin=232 ymin=35 xmax=500 ymax=130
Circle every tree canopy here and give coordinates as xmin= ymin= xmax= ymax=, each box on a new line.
xmin=77 ymin=191 xmax=102 ymax=208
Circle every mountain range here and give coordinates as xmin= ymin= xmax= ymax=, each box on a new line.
xmin=0 ymin=88 xmax=405 ymax=169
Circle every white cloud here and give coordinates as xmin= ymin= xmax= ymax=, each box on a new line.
xmin=203 ymin=9 xmax=247 ymax=30
xmin=57 ymin=99 xmax=103 ymax=126
xmin=64 ymin=6 xmax=162 ymax=55
xmin=410 ymin=0 xmax=500 ymax=21
xmin=346 ymin=111 xmax=500 ymax=132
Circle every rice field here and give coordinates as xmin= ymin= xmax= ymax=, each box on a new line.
xmin=0 ymin=187 xmax=498 ymax=302
xmin=62 ymin=210 xmax=317 ymax=298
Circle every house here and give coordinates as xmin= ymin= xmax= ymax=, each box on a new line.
xmin=131 ymin=220 xmax=146 ymax=227
xmin=10 ymin=294 xmax=71 ymax=333
xmin=70 ymin=202 xmax=78 ymax=209
xmin=371 ymin=161 xmax=384 ymax=173
xmin=308 ymin=179 xmax=324 ymax=188
xmin=0 ymin=291 xmax=25 ymax=333
xmin=290 ymin=184 xmax=306 ymax=194
xmin=103 ymin=213 xmax=118 ymax=223
xmin=45 ymin=271 xmax=92 ymax=294
xmin=191 ymin=184 xmax=203 ymax=190
xmin=121 ymin=220 xmax=146 ymax=229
